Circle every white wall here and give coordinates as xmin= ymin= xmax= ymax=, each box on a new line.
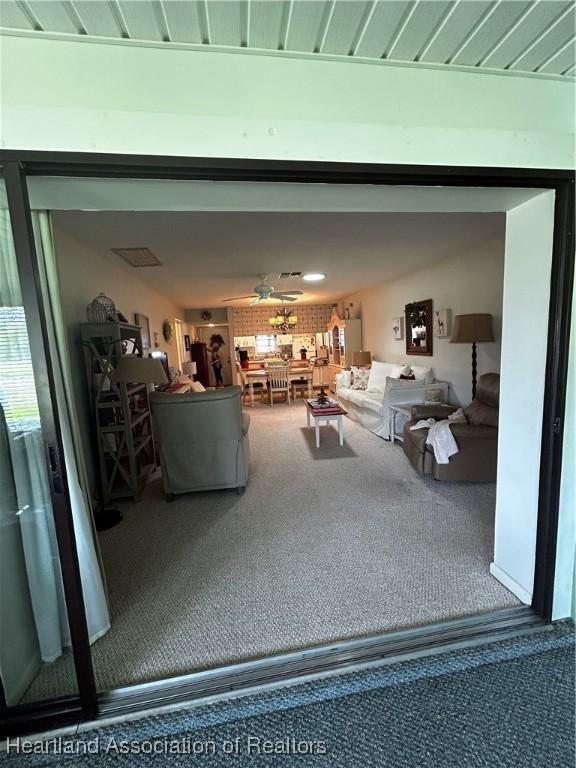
xmin=344 ymin=226 xmax=505 ymax=406
xmin=53 ymin=220 xmax=186 ymax=493
xmin=0 ymin=36 xmax=573 ymax=168
xmin=491 ymin=192 xmax=555 ymax=604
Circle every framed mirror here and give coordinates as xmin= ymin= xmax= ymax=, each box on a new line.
xmin=405 ymin=299 xmax=433 ymax=356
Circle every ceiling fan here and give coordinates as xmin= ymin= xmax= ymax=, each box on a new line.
xmin=222 ymin=275 xmax=303 ymax=305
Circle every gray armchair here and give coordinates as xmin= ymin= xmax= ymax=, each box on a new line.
xmin=150 ymin=385 xmax=250 ymax=500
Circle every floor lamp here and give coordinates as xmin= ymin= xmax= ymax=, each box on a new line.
xmin=450 ymin=314 xmax=494 ymax=399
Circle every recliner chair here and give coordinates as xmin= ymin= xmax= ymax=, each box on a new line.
xmin=150 ymin=385 xmax=250 ymax=499
xmin=402 ymin=373 xmax=500 ymax=482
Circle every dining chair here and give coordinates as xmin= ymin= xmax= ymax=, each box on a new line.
xmin=236 ymin=361 xmax=265 ymax=404
xmin=291 ymin=376 xmax=309 ymax=401
xmin=267 ymin=365 xmax=291 ymax=406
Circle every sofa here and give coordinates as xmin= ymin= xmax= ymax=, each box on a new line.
xmin=402 ymin=373 xmax=500 ymax=482
xmin=335 ymin=361 xmax=449 ymax=440
xmin=150 ymin=385 xmax=250 ymax=499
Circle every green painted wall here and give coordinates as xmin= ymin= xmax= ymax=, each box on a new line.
xmin=0 ymin=35 xmax=574 ymax=168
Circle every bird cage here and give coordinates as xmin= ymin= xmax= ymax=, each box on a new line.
xmin=87 ymin=293 xmax=116 ymax=323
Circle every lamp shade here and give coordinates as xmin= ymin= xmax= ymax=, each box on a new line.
xmin=352 ymin=350 xmax=372 ymax=366
xmin=111 ymin=356 xmax=168 ymax=385
xmin=450 ymin=314 xmax=494 ymax=343
xmin=182 ymin=361 xmax=197 ymax=377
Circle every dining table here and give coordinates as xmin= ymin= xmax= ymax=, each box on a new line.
xmin=244 ymin=366 xmax=314 ymax=407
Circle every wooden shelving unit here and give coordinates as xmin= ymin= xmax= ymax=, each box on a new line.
xmin=81 ymin=322 xmax=156 ymax=505
xmin=326 ymin=312 xmax=363 ymax=391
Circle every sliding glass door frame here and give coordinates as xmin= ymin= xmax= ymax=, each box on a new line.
xmin=0 ymin=152 xmax=573 ymax=735
xmin=0 ymin=162 xmax=97 ymax=735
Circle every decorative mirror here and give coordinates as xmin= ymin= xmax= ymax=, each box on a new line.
xmin=405 ymin=299 xmax=433 ymax=356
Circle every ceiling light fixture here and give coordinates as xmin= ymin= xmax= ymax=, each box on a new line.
xmin=302 ymin=273 xmax=326 ymax=282
xmin=269 ymin=307 xmax=298 ymax=333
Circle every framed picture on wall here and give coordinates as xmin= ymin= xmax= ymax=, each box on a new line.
xmin=405 ymin=299 xmax=433 ymax=356
xmin=434 ymin=309 xmax=451 ymax=338
xmin=134 ymin=313 xmax=151 ymax=350
xmin=392 ymin=317 xmax=403 ymax=340
xmin=184 ymin=334 xmax=191 ymax=351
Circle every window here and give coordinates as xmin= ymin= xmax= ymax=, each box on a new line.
xmin=255 ymin=334 xmax=276 ymax=355
xmin=0 ymin=306 xmax=40 ymax=433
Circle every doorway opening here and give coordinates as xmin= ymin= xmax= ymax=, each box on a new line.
xmin=1 ymin=158 xmax=572 ymax=734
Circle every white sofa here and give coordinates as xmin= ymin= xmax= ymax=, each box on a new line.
xmin=335 ymin=361 xmax=449 ymax=440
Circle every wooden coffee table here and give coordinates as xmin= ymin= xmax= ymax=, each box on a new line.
xmin=305 ymin=399 xmax=347 ymax=448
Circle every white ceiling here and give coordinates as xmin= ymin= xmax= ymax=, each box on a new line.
xmin=1 ymin=1 xmax=574 ymax=79
xmin=52 ymin=210 xmax=504 ymax=308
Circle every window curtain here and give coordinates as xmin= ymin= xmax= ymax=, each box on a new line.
xmin=0 ymin=201 xmax=109 ymax=686
xmin=32 ymin=211 xmax=110 ymax=647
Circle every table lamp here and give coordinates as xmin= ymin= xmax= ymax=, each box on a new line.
xmin=182 ymin=361 xmax=197 ymax=379
xmin=112 ymin=356 xmax=169 ymax=385
xmin=450 ymin=314 xmax=494 ymax=399
xmin=352 ymin=351 xmax=372 ymax=367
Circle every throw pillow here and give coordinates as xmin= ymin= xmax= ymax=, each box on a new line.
xmin=399 ymin=373 xmax=415 ymax=380
xmin=339 ymin=370 xmax=352 ymax=388
xmin=424 ymin=387 xmax=443 ymax=404
xmin=389 ymin=364 xmax=405 ymax=379
xmin=366 ymin=361 xmax=391 ymax=393
xmin=191 ymin=380 xmax=206 ymax=393
xmin=411 ymin=365 xmax=433 ymax=383
xmin=350 ymin=366 xmax=370 ymax=390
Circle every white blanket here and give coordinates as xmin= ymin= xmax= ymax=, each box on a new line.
xmin=410 ymin=409 xmax=467 ymax=464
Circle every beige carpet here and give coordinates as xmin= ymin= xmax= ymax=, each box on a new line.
xmin=23 ymin=400 xmax=519 ymax=701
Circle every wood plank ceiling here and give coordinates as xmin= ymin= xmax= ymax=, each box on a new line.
xmin=1 ymin=1 xmax=574 ymax=78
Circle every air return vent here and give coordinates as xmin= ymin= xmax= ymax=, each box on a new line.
xmin=111 ymin=247 xmax=163 ymax=267
xmin=278 ymin=271 xmax=302 ymax=278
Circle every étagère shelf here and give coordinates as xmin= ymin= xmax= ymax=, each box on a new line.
xmin=81 ymin=322 xmax=156 ymax=505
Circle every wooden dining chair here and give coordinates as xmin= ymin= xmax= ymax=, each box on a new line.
xmin=237 ymin=361 xmax=266 ymax=405
xmin=291 ymin=376 xmax=310 ymax=401
xmin=267 ymin=365 xmax=291 ymax=406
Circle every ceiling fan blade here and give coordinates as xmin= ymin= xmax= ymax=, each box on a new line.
xmin=222 ymin=295 xmax=257 ymax=302
xmin=271 ymin=293 xmax=298 ymax=301
xmin=275 ymin=290 xmax=303 ymax=296
xmin=250 ymin=297 xmax=262 ymax=305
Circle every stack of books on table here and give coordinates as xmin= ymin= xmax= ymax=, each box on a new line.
xmin=306 ymin=398 xmax=343 ymax=415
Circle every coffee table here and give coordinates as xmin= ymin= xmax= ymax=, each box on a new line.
xmin=305 ymin=400 xmax=347 ymax=448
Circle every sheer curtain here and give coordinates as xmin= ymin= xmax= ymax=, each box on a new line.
xmin=0 ymin=197 xmax=109 ymax=702
xmin=32 ymin=211 xmax=110 ymax=646
xmin=0 ymin=204 xmax=70 ymax=669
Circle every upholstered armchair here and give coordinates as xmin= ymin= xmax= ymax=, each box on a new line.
xmin=402 ymin=373 xmax=500 ymax=482
xmin=150 ymin=385 xmax=250 ymax=500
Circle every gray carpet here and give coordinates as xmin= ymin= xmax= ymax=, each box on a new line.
xmin=23 ymin=400 xmax=519 ymax=700
xmin=10 ymin=628 xmax=574 ymax=767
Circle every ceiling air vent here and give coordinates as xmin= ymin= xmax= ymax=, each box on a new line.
xmin=111 ymin=247 xmax=163 ymax=267
xmin=278 ymin=271 xmax=302 ymax=278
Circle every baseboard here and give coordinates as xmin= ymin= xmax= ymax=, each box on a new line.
xmin=490 ymin=563 xmax=532 ymax=605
